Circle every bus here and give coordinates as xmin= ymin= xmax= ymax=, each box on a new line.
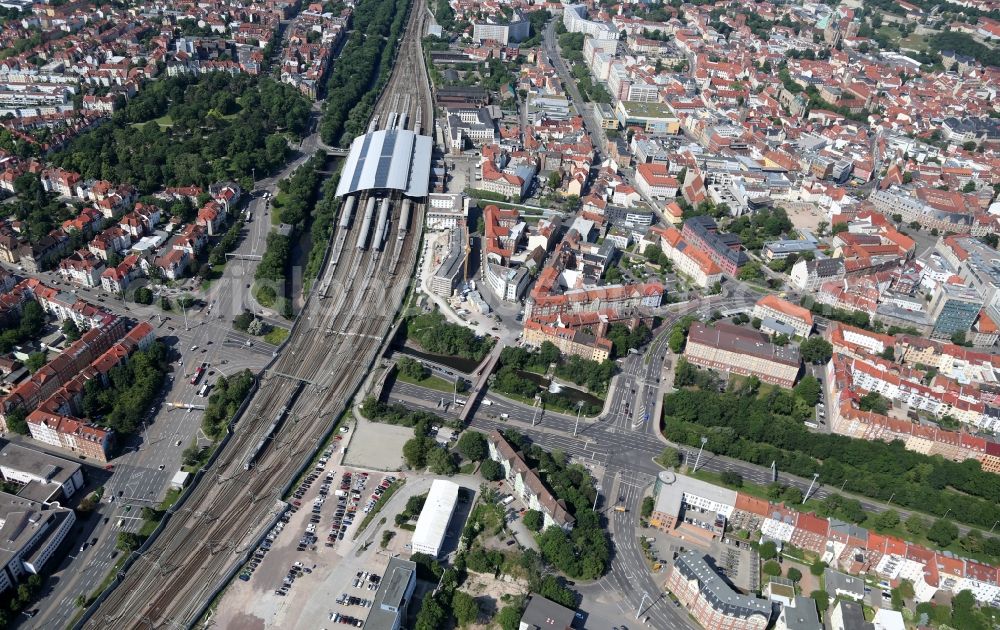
xmin=190 ymin=363 xmax=207 ymax=385
xmin=198 ymin=382 xmax=211 ymax=397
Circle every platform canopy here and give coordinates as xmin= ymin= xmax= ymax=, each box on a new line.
xmin=334 ymin=128 xmax=433 ymax=198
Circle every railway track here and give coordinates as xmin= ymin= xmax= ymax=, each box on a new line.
xmin=82 ymin=0 xmax=432 ymax=627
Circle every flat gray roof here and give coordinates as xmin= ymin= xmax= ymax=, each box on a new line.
xmin=0 ymin=442 xmax=80 ymax=489
xmin=366 ymin=557 xmax=415 ymax=629
xmin=335 ymin=129 xmax=433 ymax=198
xmin=654 ymin=471 xmax=737 ymax=517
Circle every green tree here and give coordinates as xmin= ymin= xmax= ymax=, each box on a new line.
xmin=720 ymin=471 xmax=743 ymax=487
xmin=810 ymin=560 xmax=827 ymax=576
xmin=397 ymin=356 xmax=428 ymax=381
xmin=782 ymin=486 xmax=804 ymax=504
xmin=452 ymin=590 xmax=479 ymax=626
xmin=799 ymin=337 xmax=833 ymax=364
xmin=133 ymin=286 xmax=154 ymax=304
xmin=6 ymin=407 xmax=29 ymax=436
xmin=810 ymin=589 xmax=830 ymax=613
xmin=24 ymin=352 xmax=46 ymax=373
xmin=668 ymin=327 xmax=686 ymax=353
xmin=496 ymin=605 xmax=523 ymax=630
xmin=786 ymin=567 xmax=803 ymax=582
xmin=233 ymin=310 xmax=254 ymax=332
xmin=427 ymin=446 xmax=458 ymax=475
xmin=414 ymin=594 xmax=448 ymax=630
xmin=62 ymin=319 xmax=82 ymax=341
xmin=641 ymin=496 xmax=654 ymax=519
xmin=872 ymin=509 xmax=901 ymax=531
xmin=905 ymin=514 xmax=930 ymax=537
xmin=456 ymin=431 xmax=487 ymax=461
xmin=927 ymin=518 xmax=959 ymax=547
xmin=480 ymin=459 xmax=503 ymax=481
xmin=658 ymin=447 xmax=681 ymax=468
xmin=737 ymin=261 xmax=764 ymax=282
xmin=523 ymin=510 xmax=544 ymax=532
xmin=759 ymin=541 xmax=778 ymax=560
xmin=762 ymin=560 xmax=782 ymax=576
xmin=403 ymin=436 xmax=432 ymax=469
xmin=116 ymin=532 xmax=146 ymax=553
xmin=793 ymin=376 xmax=821 ymax=405
xmin=858 ymin=391 xmax=889 ymax=414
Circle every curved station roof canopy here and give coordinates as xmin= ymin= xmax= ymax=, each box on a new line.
xmin=334 ymin=128 xmax=433 ymax=198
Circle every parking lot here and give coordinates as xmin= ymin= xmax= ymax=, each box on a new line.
xmin=211 ymin=472 xmax=486 ymax=629
xmin=211 ymin=448 xmax=401 ymax=629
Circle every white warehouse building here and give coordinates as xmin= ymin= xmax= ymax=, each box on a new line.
xmin=410 ymin=479 xmax=460 ymax=557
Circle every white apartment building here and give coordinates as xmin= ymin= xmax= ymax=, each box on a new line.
xmin=563 ymin=4 xmax=618 ymax=40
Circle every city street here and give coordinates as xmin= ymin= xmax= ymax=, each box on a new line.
xmin=379 ymin=281 xmax=984 ymax=625
xmin=26 ymin=308 xmax=273 ymax=628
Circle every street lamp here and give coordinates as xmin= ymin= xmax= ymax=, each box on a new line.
xmin=636 ymin=591 xmax=650 ymax=620
xmin=692 ymin=436 xmax=708 ymax=472
xmin=990 ymin=520 xmax=999 ymax=534
xmin=803 ymin=473 xmax=820 ymax=504
xmin=531 ymin=395 xmax=542 ymax=427
xmin=574 ymin=400 xmax=584 ymax=437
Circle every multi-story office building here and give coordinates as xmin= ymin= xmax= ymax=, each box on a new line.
xmin=752 ymin=295 xmax=814 ymax=338
xmin=472 ymin=14 xmax=530 ymax=45
xmin=563 ymin=4 xmax=618 ymax=41
xmin=0 ymin=491 xmax=75 ymax=594
xmin=684 ymin=322 xmax=801 ymax=388
xmin=928 ymin=283 xmax=983 ymax=340
xmin=665 ymin=551 xmax=772 ymax=630
xmin=366 ymin=557 xmax=416 ymax=630
xmin=681 ymin=216 xmax=748 ymax=276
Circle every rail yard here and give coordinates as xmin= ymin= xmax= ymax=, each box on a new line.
xmin=81 ymin=0 xmax=433 ymax=626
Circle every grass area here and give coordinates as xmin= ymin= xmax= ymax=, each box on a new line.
xmin=876 ymin=25 xmax=903 ymax=43
xmin=352 ymin=479 xmax=404 ymax=541
xmin=263 ymin=326 xmax=290 ymax=345
xmin=899 ymin=31 xmax=930 ymax=52
xmin=131 ymin=113 xmax=174 ymax=129
xmin=459 ymin=462 xmax=476 ymax=474
xmin=395 ymin=371 xmax=456 ymax=393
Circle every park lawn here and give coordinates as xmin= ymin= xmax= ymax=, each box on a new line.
xmin=396 ymin=370 xmax=455 ymax=393
xmin=132 ymin=113 xmax=174 ymax=129
xmin=899 ymin=31 xmax=930 ymax=51
xmin=876 ymin=25 xmax=903 ymax=44
xmin=264 ymin=326 xmax=290 ymax=345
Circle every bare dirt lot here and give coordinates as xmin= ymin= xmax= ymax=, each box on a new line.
xmin=786 ymin=201 xmax=827 ymax=233
xmin=342 ymin=415 xmax=410 ymax=470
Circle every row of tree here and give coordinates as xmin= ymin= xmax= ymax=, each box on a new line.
xmin=662 ymin=375 xmax=1000 ymax=531
xmin=319 ymin=0 xmax=410 ymax=146
xmin=499 ymin=342 xmax=615 ymax=395
xmin=81 ymin=341 xmax=169 ymax=437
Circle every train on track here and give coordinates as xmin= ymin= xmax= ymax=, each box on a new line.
xmin=242 ymin=381 xmax=306 ymax=470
